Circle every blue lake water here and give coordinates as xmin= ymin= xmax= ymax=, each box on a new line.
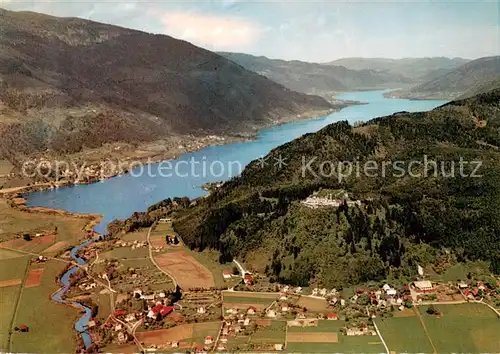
xmin=26 ymin=91 xmax=446 ymax=234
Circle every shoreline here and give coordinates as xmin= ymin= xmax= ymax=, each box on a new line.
xmin=0 ymin=106 xmax=343 ymax=198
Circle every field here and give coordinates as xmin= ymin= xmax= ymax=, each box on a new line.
xmin=0 ymin=286 xmax=21 ymax=350
xmin=223 ymin=291 xmax=278 ymax=311
xmin=25 ymin=267 xmax=44 ymax=288
xmin=100 ymin=246 xmax=149 ymax=260
xmin=154 ymin=251 xmax=215 ymax=289
xmin=136 ymin=321 xmax=221 ymax=350
xmin=0 ymin=199 xmax=90 ymax=247
xmin=226 ymin=320 xmax=285 ymax=351
xmin=419 ymin=303 xmax=500 ymax=353
xmin=377 ymin=303 xmax=500 ymax=353
xmin=296 ymin=296 xmax=330 ymax=312
xmin=375 ymin=308 xmax=434 ymax=353
xmin=286 ymin=320 xmax=385 ymax=353
xmin=10 ymin=260 xmax=79 ymax=353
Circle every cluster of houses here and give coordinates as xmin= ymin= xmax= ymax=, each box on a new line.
xmin=459 ymin=280 xmax=490 ymax=299
xmin=114 ymin=239 xmax=148 ymax=250
xmin=301 ymin=191 xmax=362 ymax=209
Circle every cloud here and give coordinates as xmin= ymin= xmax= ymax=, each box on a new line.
xmin=160 ymin=12 xmax=261 ymax=51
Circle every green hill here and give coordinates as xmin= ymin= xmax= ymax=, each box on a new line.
xmin=169 ymin=88 xmax=500 ymax=287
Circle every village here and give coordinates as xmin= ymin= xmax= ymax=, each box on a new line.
xmin=54 ymin=218 xmax=500 ymax=354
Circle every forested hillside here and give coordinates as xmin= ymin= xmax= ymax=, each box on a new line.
xmin=0 ymin=9 xmax=331 ymax=161
xmin=170 ymin=88 xmax=500 ymax=287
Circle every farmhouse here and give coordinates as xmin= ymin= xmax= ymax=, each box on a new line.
xmin=223 ymin=271 xmax=233 ymax=279
xmin=266 ymin=310 xmax=276 ymax=318
xmin=247 ymin=306 xmax=256 ymax=315
xmin=327 ymin=313 xmax=338 ymax=320
xmin=204 ymin=336 xmax=213 ymax=345
xmin=414 ymin=280 xmax=434 ymax=293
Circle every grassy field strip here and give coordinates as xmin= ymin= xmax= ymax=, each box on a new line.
xmin=414 ymin=306 xmax=437 ymax=354
xmin=372 ymin=319 xmax=389 ymax=354
xmin=6 ymin=256 xmax=31 ymax=351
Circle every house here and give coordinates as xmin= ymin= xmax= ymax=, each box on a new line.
xmin=114 ymin=324 xmax=123 ymax=331
xmin=370 ymin=312 xmax=376 ymax=319
xmin=220 ymin=336 xmax=228 ymax=343
xmin=204 ymin=336 xmax=213 ymax=345
xmin=295 ymin=287 xmax=303 ymax=293
xmin=125 ymin=314 xmax=136 ymax=322
xmin=472 ymin=289 xmax=479 ymax=297
xmin=274 ymin=344 xmax=284 ymax=351
xmin=158 ymin=292 xmax=166 ymax=298
xmin=117 ymin=332 xmax=126 ymax=343
xmin=266 ymin=310 xmax=276 ymax=318
xmin=312 ymin=288 xmax=319 ymax=296
xmin=141 ymin=294 xmax=155 ymax=301
xmin=327 ymin=313 xmax=338 ymax=320
xmin=226 ymin=308 xmax=237 ymax=314
xmin=194 ymin=345 xmax=207 ymax=353
xmin=414 ymin=280 xmax=434 ymax=293
xmin=279 ymin=294 xmax=288 ymax=301
xmin=151 ymin=304 xmax=174 ymax=317
xmin=223 ymin=271 xmax=233 ymax=279
xmin=340 ymin=299 xmax=346 ymax=307
xmin=386 ymin=289 xmax=397 ymax=296
xmin=243 ymin=317 xmax=250 ymax=326
xmin=247 ymin=306 xmax=256 ymax=315
xmin=17 ymin=324 xmax=29 ymax=332
xmin=382 ymin=284 xmax=391 ymax=292
xmin=87 ymin=320 xmax=96 ymax=328
xmin=319 ymin=288 xmax=327 ymax=297
xmin=171 ymin=342 xmax=179 ymax=348
xmin=197 ymin=306 xmax=206 ymax=314
xmin=477 ymin=281 xmax=486 ymax=291
xmin=222 ymin=327 xmax=229 ymax=336
xmin=243 ymin=274 xmax=253 ymax=285
xmin=216 ymin=344 xmax=227 ymax=351
xmin=281 ymin=303 xmax=289 ymax=312
xmin=114 ymin=310 xmax=127 ymax=317
xmin=458 ymin=281 xmax=468 ymax=289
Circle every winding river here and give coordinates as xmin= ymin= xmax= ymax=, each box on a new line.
xmin=26 ymin=90 xmax=446 ymax=348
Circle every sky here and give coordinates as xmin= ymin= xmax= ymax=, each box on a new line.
xmin=1 ymin=0 xmax=499 ymax=62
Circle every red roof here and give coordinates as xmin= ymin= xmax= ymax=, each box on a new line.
xmin=114 ymin=310 xmax=127 ymax=317
xmin=195 ymin=345 xmax=205 ymax=352
xmin=223 ymin=271 xmax=232 ymax=275
xmin=472 ymin=289 xmax=479 ymax=296
xmin=205 ymin=336 xmax=213 ymax=340
xmin=464 ymin=289 xmax=471 ymax=296
xmin=151 ymin=304 xmax=174 ymax=317
xmin=248 ymin=306 xmax=257 ymax=311
xmin=327 ymin=313 xmax=338 ymax=319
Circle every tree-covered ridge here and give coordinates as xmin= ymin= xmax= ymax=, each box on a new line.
xmin=172 ymin=89 xmax=500 ymax=287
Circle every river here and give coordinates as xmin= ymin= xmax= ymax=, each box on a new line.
xmin=25 ymin=90 xmax=446 ymax=348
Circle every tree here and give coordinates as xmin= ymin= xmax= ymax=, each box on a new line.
xmin=426 ymin=305 xmax=437 ymax=315
xmin=23 ymin=234 xmax=31 ymax=241
xmin=232 ymin=266 xmax=239 ymax=275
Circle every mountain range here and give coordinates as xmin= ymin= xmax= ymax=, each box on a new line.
xmin=218 ymin=52 xmax=413 ymax=97
xmin=327 ymin=57 xmax=470 ymax=82
xmin=387 ymin=56 xmax=500 ymax=100
xmin=0 ymin=9 xmax=332 ymax=162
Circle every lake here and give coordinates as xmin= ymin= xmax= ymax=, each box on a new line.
xmin=25 ymin=90 xmax=447 ymax=234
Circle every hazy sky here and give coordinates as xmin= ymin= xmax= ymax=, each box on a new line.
xmin=2 ymin=0 xmax=499 ymax=62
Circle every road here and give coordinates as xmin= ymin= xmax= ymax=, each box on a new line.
xmin=233 ymin=259 xmax=246 ymax=276
xmin=146 ymin=223 xmax=178 ymax=288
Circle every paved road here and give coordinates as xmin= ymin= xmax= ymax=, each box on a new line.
xmin=147 ymin=223 xmax=178 ymax=288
